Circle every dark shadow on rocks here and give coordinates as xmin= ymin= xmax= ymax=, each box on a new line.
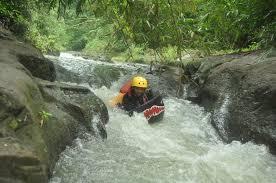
xmin=184 ymin=49 xmax=276 ymax=154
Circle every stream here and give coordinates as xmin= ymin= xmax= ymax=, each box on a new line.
xmin=49 ymin=53 xmax=276 ymax=183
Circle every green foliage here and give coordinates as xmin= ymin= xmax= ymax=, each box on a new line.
xmin=196 ymin=0 xmax=276 ymax=49
xmin=26 ymin=9 xmax=68 ymax=53
xmin=82 ymin=20 xmax=116 ymax=54
xmin=39 ymin=110 xmax=52 ymax=127
xmin=0 ymin=0 xmax=30 ymax=37
xmin=52 ymin=0 xmax=274 ymax=55
xmin=39 ymin=110 xmax=52 ymax=121
xmin=111 ymin=44 xmax=148 ymax=63
xmin=161 ymin=46 xmax=178 ymax=62
xmin=255 ymin=21 xmax=276 ymax=47
xmin=1 ymin=0 xmax=275 ymax=58
xmin=0 ymin=1 xmax=27 ymax=21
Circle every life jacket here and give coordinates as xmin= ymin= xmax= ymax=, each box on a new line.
xmin=120 ymin=80 xmax=132 ymax=93
xmin=109 ymin=80 xmax=131 ymax=107
xmin=109 ymin=80 xmax=149 ymax=107
xmin=109 ymin=92 xmax=125 ymax=107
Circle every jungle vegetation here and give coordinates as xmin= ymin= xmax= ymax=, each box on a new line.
xmin=1 ymin=0 xmax=275 ymax=63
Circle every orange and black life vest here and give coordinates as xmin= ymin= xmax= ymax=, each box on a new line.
xmin=109 ymin=80 xmax=150 ymax=108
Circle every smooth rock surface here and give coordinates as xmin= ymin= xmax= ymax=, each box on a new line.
xmin=184 ymin=50 xmax=276 ymax=154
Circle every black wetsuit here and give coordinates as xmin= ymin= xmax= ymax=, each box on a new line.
xmin=122 ymin=89 xmax=154 ymax=115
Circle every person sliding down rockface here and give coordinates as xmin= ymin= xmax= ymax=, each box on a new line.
xmin=110 ymin=76 xmax=155 ymax=116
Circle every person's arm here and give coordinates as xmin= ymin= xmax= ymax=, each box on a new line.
xmin=109 ymin=92 xmax=125 ymax=107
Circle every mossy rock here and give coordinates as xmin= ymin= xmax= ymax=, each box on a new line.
xmin=8 ymin=119 xmax=19 ymax=130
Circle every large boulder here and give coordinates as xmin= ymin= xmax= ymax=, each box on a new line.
xmin=185 ymin=50 xmax=276 ymax=154
xmin=18 ymin=55 xmax=56 ymax=82
xmin=145 ymin=66 xmax=181 ymax=97
xmin=0 ymin=57 xmax=53 ymax=182
xmin=37 ymin=79 xmax=109 ymax=139
xmin=0 ymin=27 xmax=56 ymax=81
xmin=0 ymin=28 xmax=109 ymax=182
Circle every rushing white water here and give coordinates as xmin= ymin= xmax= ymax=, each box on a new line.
xmin=50 ymin=53 xmax=276 ymax=183
xmin=213 ymin=93 xmax=231 ymax=138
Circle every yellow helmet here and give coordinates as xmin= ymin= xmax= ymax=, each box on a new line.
xmin=131 ymin=76 xmax=148 ymax=88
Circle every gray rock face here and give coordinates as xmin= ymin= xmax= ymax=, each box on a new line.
xmin=145 ymin=66 xmax=182 ymax=97
xmin=0 ymin=28 xmax=56 ymax=82
xmin=37 ymin=79 xmax=109 ymax=139
xmin=184 ymin=50 xmax=276 ymax=154
xmin=0 ymin=28 xmax=109 ymax=182
xmin=0 ymin=55 xmax=52 ymax=182
xmin=18 ymin=55 xmax=56 ymax=82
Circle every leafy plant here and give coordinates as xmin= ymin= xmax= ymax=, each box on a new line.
xmin=8 ymin=119 xmax=19 ymax=130
xmin=39 ymin=110 xmax=52 ymax=127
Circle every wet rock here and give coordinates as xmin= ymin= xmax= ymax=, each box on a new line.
xmin=0 ymin=27 xmax=16 ymax=41
xmin=0 ymin=28 xmax=56 ymax=81
xmin=0 ymin=56 xmax=51 ymax=182
xmin=0 ymin=28 xmax=109 ymax=182
xmin=37 ymin=79 xmax=109 ymax=138
xmin=18 ymin=55 xmax=56 ymax=82
xmin=145 ymin=66 xmax=181 ymax=97
xmin=0 ymin=138 xmax=47 ymax=183
xmin=47 ymin=50 xmax=60 ymax=57
xmin=185 ymin=51 xmax=276 ymax=154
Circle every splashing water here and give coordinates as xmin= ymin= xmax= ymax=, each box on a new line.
xmin=50 ymin=53 xmax=276 ymax=183
xmin=50 ymin=82 xmax=276 ymax=183
xmin=213 ymin=93 xmax=231 ymax=138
